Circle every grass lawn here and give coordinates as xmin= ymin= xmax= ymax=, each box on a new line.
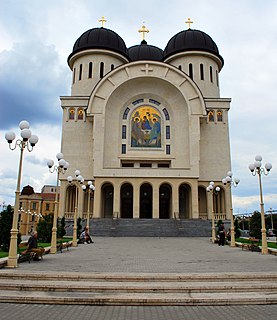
xmin=0 ymin=237 xmax=73 ymax=258
xmin=0 ymin=251 xmax=8 ymax=258
xmin=236 ymin=237 xmax=277 ymax=249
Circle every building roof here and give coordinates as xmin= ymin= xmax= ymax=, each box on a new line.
xmin=163 ymin=29 xmax=224 ymax=65
xmin=68 ymin=27 xmax=129 ymax=62
xmin=128 ymin=40 xmax=163 ymax=62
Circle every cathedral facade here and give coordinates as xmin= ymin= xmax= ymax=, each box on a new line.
xmin=59 ymin=22 xmax=232 ymax=224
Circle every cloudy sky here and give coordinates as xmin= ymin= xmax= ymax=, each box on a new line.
xmin=1 ymin=0 xmax=277 ymax=214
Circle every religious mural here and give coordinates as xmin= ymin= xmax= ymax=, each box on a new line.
xmin=131 ymin=106 xmax=161 ymax=147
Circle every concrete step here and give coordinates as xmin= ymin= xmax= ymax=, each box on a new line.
xmin=1 ymin=290 xmax=277 ymax=306
xmin=1 ymin=272 xmax=277 ymax=305
xmin=66 ymin=219 xmax=212 ymax=237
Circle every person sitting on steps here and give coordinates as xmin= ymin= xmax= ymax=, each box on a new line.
xmin=78 ymin=226 xmax=93 ymax=244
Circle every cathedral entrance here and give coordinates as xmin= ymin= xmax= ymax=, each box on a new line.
xmin=159 ymin=184 xmax=171 ymax=219
xmin=140 ymin=183 xmax=152 ymax=219
xmin=102 ymin=183 xmax=114 ymax=218
xmin=198 ymin=186 xmax=207 ymax=219
xmin=179 ymin=184 xmax=191 ymax=219
xmin=121 ymin=183 xmax=133 ymax=218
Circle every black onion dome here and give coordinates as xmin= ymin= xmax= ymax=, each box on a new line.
xmin=164 ymin=29 xmax=223 ymax=65
xmin=128 ymin=40 xmax=163 ymax=61
xmin=21 ymin=185 xmax=35 ymax=195
xmin=68 ymin=27 xmax=128 ymax=62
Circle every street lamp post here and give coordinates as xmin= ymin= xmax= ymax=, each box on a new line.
xmin=47 ymin=153 xmax=69 ymax=254
xmin=67 ymin=171 xmax=83 ymax=247
xmin=206 ymin=181 xmax=220 ymax=243
xmin=5 ymin=120 xmax=39 ymax=268
xmin=222 ymin=171 xmax=240 ymax=247
xmin=249 ymin=155 xmax=272 ymax=254
xmin=82 ymin=180 xmax=95 ymax=233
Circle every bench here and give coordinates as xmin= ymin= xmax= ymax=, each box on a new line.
xmin=18 ymin=247 xmax=45 ymax=263
xmin=56 ymin=242 xmax=71 ymax=253
xmin=241 ymin=238 xmax=261 ymax=252
xmin=17 ymin=243 xmax=45 ymax=263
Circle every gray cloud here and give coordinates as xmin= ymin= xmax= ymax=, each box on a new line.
xmin=0 ymin=40 xmax=70 ymax=130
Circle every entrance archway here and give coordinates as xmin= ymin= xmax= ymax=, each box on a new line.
xmin=65 ymin=185 xmax=77 ymax=216
xmin=179 ymin=184 xmax=191 ymax=219
xmin=140 ymin=183 xmax=152 ymax=219
xmin=102 ymin=183 xmax=114 ymax=218
xmin=159 ymin=184 xmax=171 ymax=219
xmin=198 ymin=186 xmax=207 ymax=218
xmin=121 ymin=183 xmax=133 ymax=218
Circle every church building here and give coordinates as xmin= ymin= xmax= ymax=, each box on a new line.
xmin=59 ymin=18 xmax=232 ymax=230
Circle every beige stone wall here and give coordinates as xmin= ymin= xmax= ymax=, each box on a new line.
xmin=59 ymin=50 xmax=233 ymax=221
xmin=164 ymin=51 xmax=222 ymax=98
xmin=69 ymin=50 xmax=128 ymax=96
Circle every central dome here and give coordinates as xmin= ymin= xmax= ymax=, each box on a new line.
xmin=164 ymin=29 xmax=224 ymax=65
xmin=68 ymin=27 xmax=128 ymax=62
xmin=128 ymin=40 xmax=163 ymax=61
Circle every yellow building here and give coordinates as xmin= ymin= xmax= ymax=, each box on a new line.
xmin=18 ymin=185 xmax=58 ymax=235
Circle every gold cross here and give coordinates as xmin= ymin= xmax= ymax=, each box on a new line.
xmin=98 ymin=16 xmax=107 ymax=27
xmin=138 ymin=24 xmax=149 ymax=40
xmin=185 ymin=17 xmax=193 ymax=29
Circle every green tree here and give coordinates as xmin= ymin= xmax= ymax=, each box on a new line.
xmin=57 ymin=217 xmax=66 ymax=239
xmin=37 ymin=213 xmax=53 ymax=243
xmin=234 ymin=218 xmax=241 ymax=238
xmin=0 ymin=205 xmax=13 ymax=251
xmin=77 ymin=217 xmax=82 ymax=238
xmin=250 ymin=211 xmax=262 ymax=239
xmin=216 ymin=219 xmax=223 ymax=235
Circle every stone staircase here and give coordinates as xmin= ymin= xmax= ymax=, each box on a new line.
xmin=66 ymin=219 xmax=212 ymax=237
xmin=0 ymin=271 xmax=277 ymax=305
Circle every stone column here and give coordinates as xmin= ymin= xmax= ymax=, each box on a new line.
xmin=152 ymin=181 xmax=159 ymax=219
xmin=113 ymin=180 xmax=120 ymax=218
xmin=172 ymin=182 xmax=179 ymax=219
xmin=133 ymin=181 xmax=140 ymax=218
xmin=191 ymin=180 xmax=199 ymax=219
xmin=93 ymin=180 xmax=101 ymax=218
xmin=207 ymin=188 xmax=212 ymax=219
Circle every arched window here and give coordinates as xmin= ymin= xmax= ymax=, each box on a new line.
xmin=69 ymin=109 xmax=75 ymax=120
xmin=79 ymin=64 xmax=82 ymax=81
xmin=122 ymin=125 xmax=126 ymax=139
xmin=111 ymin=64 xmax=114 ymax=71
xmin=100 ymin=62 xmax=104 ymax=78
xmin=210 ymin=66 xmax=213 ymax=83
xmin=189 ymin=63 xmax=193 ymax=80
xmin=178 ymin=65 xmax=182 ymax=70
xmin=162 ymin=108 xmax=170 ymax=120
xmin=217 ymin=111 xmax=223 ymax=122
xmin=88 ymin=62 xmax=93 ymax=78
xmin=208 ymin=110 xmax=214 ymax=122
xmin=73 ymin=68 xmax=76 ymax=84
xmin=123 ymin=107 xmax=130 ymax=119
xmin=216 ymin=70 xmax=219 ymax=86
xmin=166 ymin=126 xmax=170 ymax=139
xmin=200 ymin=64 xmax=204 ymax=80
xmin=78 ymin=109 xmax=84 ymax=120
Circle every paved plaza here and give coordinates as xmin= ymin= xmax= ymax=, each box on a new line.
xmin=1 ymin=237 xmax=277 ymax=320
xmin=6 ymin=237 xmax=277 ymax=273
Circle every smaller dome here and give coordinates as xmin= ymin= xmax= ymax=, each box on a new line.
xmin=128 ymin=40 xmax=163 ymax=62
xmin=164 ymin=29 xmax=223 ymax=65
xmin=21 ymin=185 xmax=35 ymax=196
xmin=68 ymin=27 xmax=128 ymax=62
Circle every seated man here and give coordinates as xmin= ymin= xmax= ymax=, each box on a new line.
xmin=78 ymin=227 xmax=93 ymax=244
xmin=22 ymin=231 xmax=45 ymax=260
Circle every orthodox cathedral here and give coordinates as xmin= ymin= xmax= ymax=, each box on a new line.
xmin=58 ymin=18 xmax=232 ymax=229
